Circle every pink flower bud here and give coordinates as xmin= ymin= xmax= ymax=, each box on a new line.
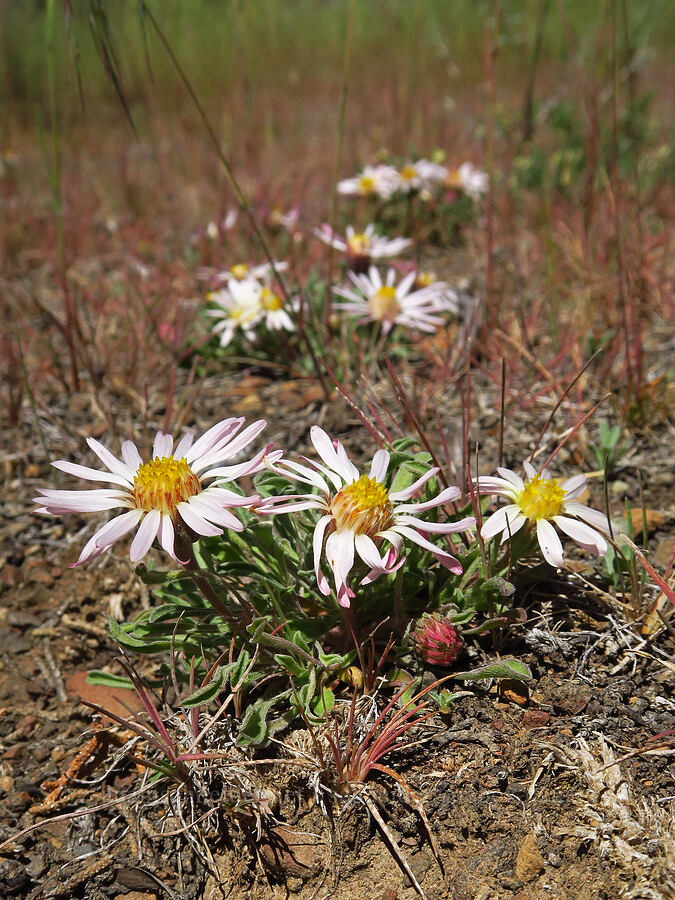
xmin=412 ymin=613 xmax=463 ymax=667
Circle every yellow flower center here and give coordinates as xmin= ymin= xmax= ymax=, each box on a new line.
xmin=260 ymin=287 xmax=283 ymax=311
xmin=347 ymin=232 xmax=372 ymax=256
xmin=358 ymin=175 xmax=376 ymax=193
xmin=330 ymin=475 xmax=393 ymax=536
xmin=132 ymin=457 xmax=201 ymax=517
xmin=446 ymin=168 xmax=462 ymax=189
xmin=230 ymin=263 xmax=250 ymax=280
xmin=400 ymin=164 xmax=417 ymax=181
xmin=415 ymin=271 xmax=436 ymax=287
xmin=369 ymin=285 xmax=400 ymax=322
xmin=517 ymin=474 xmax=565 ymax=521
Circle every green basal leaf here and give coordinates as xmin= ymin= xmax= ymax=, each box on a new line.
xmin=109 ymin=617 xmax=173 ymax=653
xmin=274 ymin=653 xmax=306 ymax=678
xmin=237 ymin=696 xmax=279 ymax=747
xmin=86 ymin=670 xmax=134 ymax=689
xmin=453 ymin=658 xmax=532 ymax=682
xmin=180 ymin=665 xmax=231 ymax=707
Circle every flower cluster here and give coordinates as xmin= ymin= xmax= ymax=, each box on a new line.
xmin=336 ymin=158 xmax=488 ymax=202
xmin=205 ymin=261 xmax=296 ymax=347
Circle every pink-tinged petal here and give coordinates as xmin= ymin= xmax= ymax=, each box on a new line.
xmin=312 ymin=515 xmax=333 ymax=596
xmin=51 ymin=460 xmax=133 ymax=487
xmin=561 ymin=473 xmax=587 ymax=498
xmin=389 ymin=524 xmax=462 ymax=573
xmin=75 ymin=534 xmax=106 ymax=566
xmin=360 ymin=546 xmax=405 ymax=585
xmin=195 ymin=419 xmax=267 ymax=472
xmin=172 ymin=432 xmax=195 ymax=459
xmin=310 ymin=427 xmax=358 ymax=484
xmin=397 ymin=269 xmax=417 ymax=296
xmin=564 ymin=502 xmax=614 ymax=535
xmin=480 ymin=505 xmax=522 ymax=540
xmin=158 ymin=514 xmax=182 ymax=561
xmin=394 ymin=485 xmax=461 ymax=513
xmin=265 ymin=456 xmax=332 ymax=492
xmin=129 ymin=509 xmax=161 ymax=561
xmin=86 ymin=438 xmax=137 ymax=480
xmin=523 ymin=460 xmax=538 ymax=480
xmin=200 ymin=486 xmax=256 ymax=506
xmin=34 ymin=489 xmax=132 ymax=514
xmin=257 ymin=498 xmax=325 ymax=514
xmin=394 ymin=514 xmax=475 ymax=534
xmin=186 ymin=418 xmax=243 ymax=464
xmin=153 ymin=432 xmax=174 ymax=460
xmin=121 ymin=440 xmax=143 ymax=470
xmin=389 ymin=467 xmax=441 ymax=502
xmin=554 ymin=515 xmax=607 ymax=554
xmin=536 ymin=519 xmax=564 ymax=568
xmin=472 ymin=476 xmax=515 ymax=496
xmin=369 ymin=449 xmax=390 ymax=482
xmin=378 ymin=529 xmax=403 ymax=554
xmin=325 ymin=529 xmax=356 ymax=606
xmin=496 ymin=467 xmax=524 ymax=490
xmin=176 ymin=502 xmax=223 ymax=537
xmin=299 ymin=456 xmax=342 ymax=492
xmin=94 ymin=508 xmax=145 ymax=550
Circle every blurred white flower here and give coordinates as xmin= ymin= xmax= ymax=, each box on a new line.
xmin=332 ymin=266 xmax=450 ymax=335
xmin=337 ymin=164 xmax=400 ymax=200
xmin=315 ymin=223 xmax=412 ymax=268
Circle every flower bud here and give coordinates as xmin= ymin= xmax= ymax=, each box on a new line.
xmin=412 ymin=613 xmax=463 ymax=667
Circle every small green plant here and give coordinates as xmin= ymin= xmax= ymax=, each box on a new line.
xmin=591 ymin=422 xmax=630 ymax=476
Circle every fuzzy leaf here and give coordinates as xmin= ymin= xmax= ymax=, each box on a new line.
xmin=453 ymin=658 xmax=532 ymax=682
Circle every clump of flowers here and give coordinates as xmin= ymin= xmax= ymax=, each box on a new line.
xmin=315 ymin=223 xmax=412 ymax=271
xmin=33 ymin=419 xmax=276 ymax=565
xmin=205 ymin=262 xmax=296 ymax=347
xmin=412 ymin=613 xmax=463 ymax=667
xmin=332 ymin=266 xmax=453 ymax=335
xmin=475 ymin=461 xmax=615 ymax=568
xmin=259 ymin=426 xmax=475 ymax=606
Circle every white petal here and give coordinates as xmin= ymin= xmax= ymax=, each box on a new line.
xmin=499 ymin=512 xmax=526 ymax=542
xmin=121 ymin=440 xmax=143 ymax=470
xmin=523 ymin=460 xmax=538 ymax=480
xmin=177 ymin=502 xmax=223 ymax=537
xmin=153 ymin=432 xmax=174 ymax=460
xmin=86 ymin=438 xmax=136 ymax=480
xmin=389 ymin=524 xmax=462 ymax=573
xmin=481 ymin=505 xmax=521 ymax=540
xmin=186 ymin=495 xmax=244 ymax=532
xmin=564 ymin=502 xmax=614 ymax=535
xmin=561 ymin=473 xmax=587 ymax=498
xmin=158 ymin=514 xmax=179 ymax=560
xmin=51 ymin=460 xmax=133 ymax=488
xmin=389 ymin=467 xmax=441 ymax=502
xmin=172 ymin=432 xmax=195 ymax=459
xmin=496 ymin=467 xmax=524 ymax=490
xmin=369 ymin=449 xmax=390 ymax=482
xmin=536 ymin=519 xmax=564 ymax=568
xmin=394 ymin=485 xmax=461 ymax=513
xmin=554 ymin=515 xmax=607 ymax=554
xmin=186 ymin=418 xmax=243 ymax=464
xmin=354 ymin=533 xmax=385 ymax=571
xmin=94 ymin=508 xmax=145 ymax=549
xmin=394 ymin=513 xmax=475 ymax=534
xmin=312 ymin=515 xmax=332 ymax=596
xmin=129 ymin=509 xmax=161 ymax=561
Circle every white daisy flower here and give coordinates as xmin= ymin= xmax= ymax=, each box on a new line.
xmin=447 ymin=162 xmax=489 ymax=200
xmin=205 ymin=277 xmax=263 ymax=347
xmin=315 ymin=223 xmax=412 ymax=268
xmin=337 ymin=164 xmax=401 ymax=200
xmin=397 ymin=159 xmax=448 ymax=193
xmin=411 ymin=270 xmax=460 ymax=316
xmin=212 ymin=260 xmax=289 ymax=287
xmin=259 ymin=426 xmax=475 ymax=607
xmin=33 ymin=419 xmax=277 ymax=566
xmin=258 ymin=285 xmax=296 ymax=334
xmin=475 ymin=461 xmax=615 ymax=568
xmin=332 ymin=266 xmax=450 ymax=335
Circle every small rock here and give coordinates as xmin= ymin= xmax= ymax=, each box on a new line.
xmin=500 ymin=679 xmax=529 ymax=705
xmin=521 ymin=709 xmax=550 ymax=728
xmin=514 ymin=833 xmax=545 ymax=883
